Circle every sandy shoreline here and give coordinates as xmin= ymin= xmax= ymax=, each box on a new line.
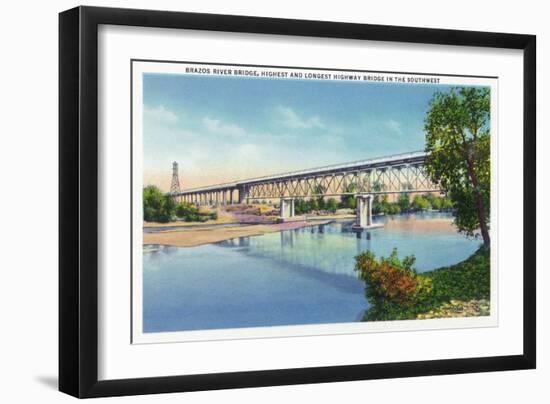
xmin=143 ymin=220 xmax=331 ymax=248
xmin=143 ymin=213 xmax=457 ymax=248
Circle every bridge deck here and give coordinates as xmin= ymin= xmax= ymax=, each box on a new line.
xmin=177 ymin=150 xmax=428 ymax=195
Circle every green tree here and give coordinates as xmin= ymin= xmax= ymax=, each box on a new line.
xmin=441 ymin=196 xmax=454 ymax=210
xmin=143 ymin=185 xmax=175 ymax=223
xmin=371 ymin=181 xmax=383 ymax=205
xmin=313 ymin=184 xmax=325 ymax=210
xmin=143 ymin=185 xmax=164 ymax=222
xmin=388 ymin=204 xmax=401 ymax=215
xmin=159 ymin=193 xmax=176 ymax=222
xmin=294 ymin=198 xmax=308 ymax=215
xmin=340 ymin=183 xmax=357 ymax=209
xmin=308 ymin=198 xmax=319 ymax=211
xmin=375 ymin=194 xmax=391 ymax=214
xmin=425 ymin=87 xmax=491 ymax=248
xmin=424 ymin=193 xmax=436 ymax=206
xmin=397 ymin=193 xmax=410 ymax=211
xmin=326 ymin=198 xmax=338 ymax=213
xmin=431 ymin=196 xmax=443 ymax=210
xmin=412 ymin=195 xmax=430 ymax=210
xmin=175 ymin=202 xmax=199 ymax=221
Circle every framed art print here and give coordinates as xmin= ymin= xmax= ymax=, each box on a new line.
xmin=59 ymin=6 xmax=536 ymax=398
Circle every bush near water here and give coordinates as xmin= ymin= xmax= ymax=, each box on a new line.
xmin=354 ymin=247 xmax=490 ymax=321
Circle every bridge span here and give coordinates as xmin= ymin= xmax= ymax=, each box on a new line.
xmin=173 ymin=151 xmax=440 ymax=229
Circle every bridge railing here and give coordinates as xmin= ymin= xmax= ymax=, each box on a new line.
xmin=176 ymin=150 xmax=430 ymax=195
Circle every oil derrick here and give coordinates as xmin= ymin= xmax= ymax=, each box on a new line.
xmin=170 ymin=161 xmax=181 ymax=196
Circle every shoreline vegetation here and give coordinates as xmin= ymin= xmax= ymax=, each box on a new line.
xmin=142 ymin=198 xmax=455 ymax=247
xmin=354 ymin=247 xmax=490 ymax=321
xmin=143 ymin=183 xmax=455 ymax=228
xmin=142 ymin=182 xmax=458 ymax=248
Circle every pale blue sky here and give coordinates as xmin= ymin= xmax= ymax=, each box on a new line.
xmin=142 ymin=73 xmax=454 ymax=191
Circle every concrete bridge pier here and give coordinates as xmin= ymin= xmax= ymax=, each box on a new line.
xmin=352 ymin=194 xmax=382 ymax=231
xmin=238 ymin=186 xmax=248 ymax=204
xmin=277 ymin=198 xmax=304 ymax=223
xmin=280 ymin=198 xmax=295 ymax=218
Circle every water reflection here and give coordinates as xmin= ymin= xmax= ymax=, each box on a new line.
xmin=280 ymin=231 xmax=294 ymax=247
xmin=143 ymin=212 xmax=481 ymax=333
xmin=215 ymin=213 xmax=479 ymax=275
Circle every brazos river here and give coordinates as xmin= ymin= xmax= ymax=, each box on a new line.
xmin=143 ymin=212 xmax=480 ymax=333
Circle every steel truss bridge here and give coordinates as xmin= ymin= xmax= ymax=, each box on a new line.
xmin=174 ymin=151 xmax=440 ymax=207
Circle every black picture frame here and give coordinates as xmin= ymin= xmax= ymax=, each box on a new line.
xmin=59 ymin=5 xmax=536 ymax=398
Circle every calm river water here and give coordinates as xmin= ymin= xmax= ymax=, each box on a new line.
xmin=143 ymin=212 xmax=481 ymax=333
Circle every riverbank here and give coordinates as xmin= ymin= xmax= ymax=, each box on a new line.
xmin=143 ymin=212 xmax=458 ymax=248
xmin=144 ymin=210 xmax=236 ymax=228
xmin=143 ymin=220 xmax=331 ymax=248
xmin=416 ymin=298 xmax=490 ymax=319
xmin=361 ymin=247 xmax=490 ymax=321
xmin=144 ymin=204 xmax=356 ymax=229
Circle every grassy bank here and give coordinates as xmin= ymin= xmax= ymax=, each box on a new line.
xmin=357 ymin=247 xmax=490 ymax=321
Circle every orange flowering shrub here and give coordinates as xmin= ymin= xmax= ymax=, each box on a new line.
xmin=355 ymin=249 xmax=423 ymax=307
xmin=371 ymin=262 xmax=418 ymax=305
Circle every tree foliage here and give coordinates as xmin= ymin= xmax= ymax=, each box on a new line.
xmin=397 ymin=193 xmax=410 ymax=211
xmin=143 ymin=185 xmax=175 ymax=223
xmin=143 ymin=186 xmax=216 ymax=223
xmin=313 ymin=185 xmax=326 ymax=210
xmin=355 ymin=248 xmax=418 ymax=306
xmin=175 ymin=201 xmax=217 ymax=222
xmin=326 ymin=198 xmax=338 ymax=213
xmin=411 ymin=195 xmax=431 ymax=210
xmin=424 ymin=87 xmax=491 ymax=248
xmin=371 ymin=181 xmax=383 ymax=205
xmin=340 ymin=183 xmax=357 ymax=209
xmin=294 ymin=198 xmax=308 ymax=215
xmin=355 ymin=249 xmax=434 ymax=320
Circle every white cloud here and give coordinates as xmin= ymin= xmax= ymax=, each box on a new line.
xmin=237 ymin=143 xmax=260 ymax=157
xmin=144 ymin=105 xmax=179 ymax=123
xmin=202 ymin=117 xmax=246 ymax=137
xmin=384 ymin=119 xmax=403 ymax=135
xmin=275 ymin=106 xmax=324 ymax=129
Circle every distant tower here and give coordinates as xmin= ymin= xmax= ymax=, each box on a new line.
xmin=170 ymin=161 xmax=181 ymax=195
